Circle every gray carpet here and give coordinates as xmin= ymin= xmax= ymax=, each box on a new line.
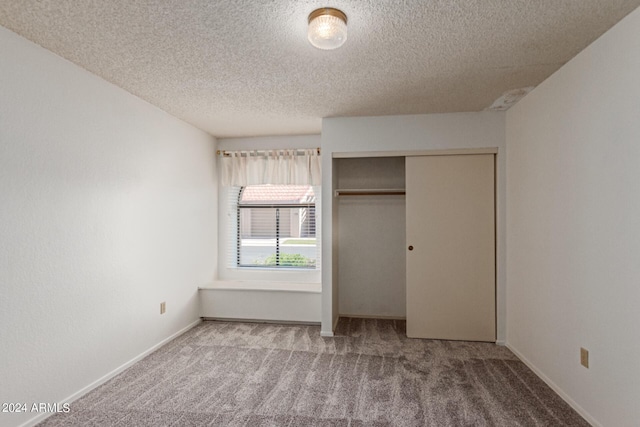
xmin=38 ymin=318 xmax=589 ymax=426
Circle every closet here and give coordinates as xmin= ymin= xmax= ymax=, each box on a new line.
xmin=336 ymin=157 xmax=406 ymax=319
xmin=335 ymin=152 xmax=496 ymax=342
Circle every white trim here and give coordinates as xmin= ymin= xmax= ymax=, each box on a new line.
xmin=20 ymin=319 xmax=202 ymax=427
xmin=339 ymin=314 xmax=406 ymax=320
xmin=495 ymin=339 xmax=506 ymax=346
xmin=199 ymin=281 xmax=321 ymax=293
xmin=203 ymin=317 xmax=319 ymax=326
xmin=332 ymin=147 xmax=498 ymax=158
xmin=506 ymin=343 xmax=599 ymax=427
xmin=320 ymin=315 xmax=340 ymax=336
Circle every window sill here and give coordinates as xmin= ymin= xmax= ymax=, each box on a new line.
xmin=199 ymin=280 xmax=321 ymax=294
xmin=231 ymin=267 xmax=318 ymax=272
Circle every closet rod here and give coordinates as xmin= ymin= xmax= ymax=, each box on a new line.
xmin=335 ymin=189 xmax=406 ymax=197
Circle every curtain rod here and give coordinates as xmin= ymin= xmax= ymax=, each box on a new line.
xmin=217 ymin=148 xmax=321 ymax=157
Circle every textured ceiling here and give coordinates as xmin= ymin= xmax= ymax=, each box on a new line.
xmin=1 ymin=1 xmax=639 ymax=137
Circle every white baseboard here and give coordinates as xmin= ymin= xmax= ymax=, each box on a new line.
xmin=320 ymin=315 xmax=340 ymax=337
xmin=339 ymin=314 xmax=407 ymax=320
xmin=20 ymin=318 xmax=202 ymax=427
xmin=495 ymin=339 xmax=506 ymax=346
xmin=506 ymin=343 xmax=599 ymax=427
xmin=202 ymin=317 xmax=319 ymax=326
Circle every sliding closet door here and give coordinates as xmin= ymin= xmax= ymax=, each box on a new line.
xmin=406 ymin=154 xmax=495 ymax=342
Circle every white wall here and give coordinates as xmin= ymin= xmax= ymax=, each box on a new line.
xmin=505 ymin=7 xmax=640 ymax=426
xmin=0 ymin=27 xmax=217 ymax=427
xmin=321 ymin=112 xmax=506 ymax=337
xmin=217 ymin=135 xmax=320 ymax=152
xmin=199 ymin=282 xmax=321 ymax=323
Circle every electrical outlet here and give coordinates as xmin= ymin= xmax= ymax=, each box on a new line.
xmin=160 ymin=302 xmax=166 ymax=315
xmin=580 ymin=347 xmax=589 ymax=368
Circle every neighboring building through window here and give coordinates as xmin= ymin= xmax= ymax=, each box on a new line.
xmin=233 ymin=184 xmax=318 ymax=269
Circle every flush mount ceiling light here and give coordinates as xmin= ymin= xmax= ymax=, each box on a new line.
xmin=307 ymin=7 xmax=348 ymax=50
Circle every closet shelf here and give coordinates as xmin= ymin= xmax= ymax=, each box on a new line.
xmin=334 ymin=188 xmax=406 ymax=197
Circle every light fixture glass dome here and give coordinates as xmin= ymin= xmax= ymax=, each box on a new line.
xmin=308 ymin=8 xmax=347 ymax=50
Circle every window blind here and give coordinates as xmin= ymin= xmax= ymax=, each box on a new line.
xmin=226 ymin=185 xmax=321 ymax=270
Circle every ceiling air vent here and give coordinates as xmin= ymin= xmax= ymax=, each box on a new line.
xmin=486 ymin=87 xmax=534 ymax=111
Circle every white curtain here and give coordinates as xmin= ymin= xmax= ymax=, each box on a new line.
xmin=220 ymin=149 xmax=321 ymax=186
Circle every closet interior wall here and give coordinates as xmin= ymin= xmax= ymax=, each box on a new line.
xmin=336 ymin=157 xmax=406 ymax=318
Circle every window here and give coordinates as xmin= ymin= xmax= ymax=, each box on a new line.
xmin=230 ymin=185 xmax=320 ymax=269
xmin=218 ymin=147 xmax=321 ymax=276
